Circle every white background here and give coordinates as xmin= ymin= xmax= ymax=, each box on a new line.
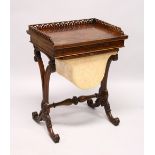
xmin=10 ymin=0 xmax=143 ymax=155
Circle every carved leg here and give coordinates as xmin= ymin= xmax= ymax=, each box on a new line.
xmin=100 ymin=90 xmax=120 ymax=126
xmin=34 ymin=47 xmax=45 ymax=97
xmin=42 ymin=60 xmax=60 ymax=143
xmin=99 ymin=54 xmax=120 ymax=126
xmin=41 ymin=106 xmax=60 ymax=143
xmin=32 ymin=47 xmax=59 ymax=143
xmin=32 ymin=48 xmax=44 ymax=123
xmin=104 ymin=101 xmax=120 ymax=126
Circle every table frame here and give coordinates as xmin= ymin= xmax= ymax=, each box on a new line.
xmin=32 ymin=46 xmax=120 ymax=143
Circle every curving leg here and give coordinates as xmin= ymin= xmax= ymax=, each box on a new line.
xmin=32 ymin=47 xmax=59 ymax=143
xmin=41 ymin=108 xmax=60 ymax=143
xmin=45 ymin=116 xmax=60 ymax=143
xmin=34 ymin=47 xmax=45 ymax=98
xmin=98 ymin=54 xmax=120 ymax=126
xmin=32 ymin=48 xmax=44 ymax=123
xmin=104 ymin=101 xmax=120 ymax=126
xmin=42 ymin=58 xmax=60 ymax=142
xmin=32 ymin=108 xmax=60 ymax=143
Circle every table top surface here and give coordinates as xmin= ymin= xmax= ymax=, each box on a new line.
xmin=27 ymin=18 xmax=128 ymax=59
xmin=28 ymin=18 xmax=128 ymax=48
xmin=42 ymin=26 xmax=121 ymax=46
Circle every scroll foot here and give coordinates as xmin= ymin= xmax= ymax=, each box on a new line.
xmin=32 ymin=109 xmax=60 ymax=143
xmin=32 ymin=111 xmax=43 ymax=123
xmin=47 ymin=127 xmax=60 ymax=143
xmin=44 ymin=114 xmax=60 ymax=143
xmin=105 ymin=111 xmax=120 ymax=126
xmin=104 ymin=101 xmax=120 ymax=126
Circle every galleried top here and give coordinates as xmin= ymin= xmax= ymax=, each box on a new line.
xmin=27 ymin=18 xmax=128 ymax=58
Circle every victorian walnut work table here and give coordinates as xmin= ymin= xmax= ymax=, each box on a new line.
xmin=27 ymin=18 xmax=128 ymax=143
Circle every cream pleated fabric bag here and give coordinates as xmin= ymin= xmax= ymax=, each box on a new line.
xmin=56 ymin=51 xmax=117 ymax=89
